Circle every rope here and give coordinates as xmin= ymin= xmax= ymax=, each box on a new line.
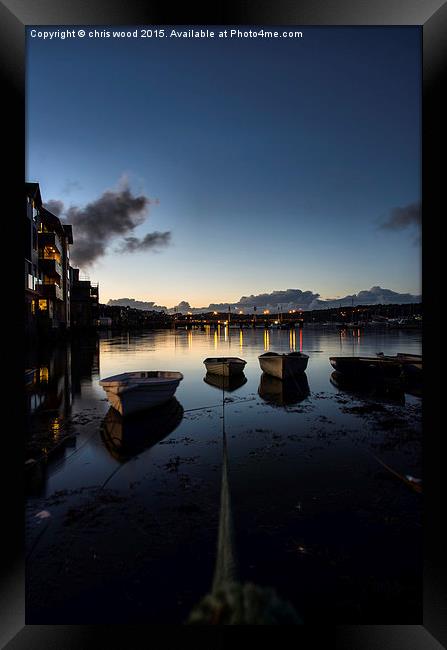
xmin=365 ymin=449 xmax=422 ymax=494
xmin=212 ymin=362 xmax=237 ymax=592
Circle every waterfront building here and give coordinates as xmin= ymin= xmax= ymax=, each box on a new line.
xmin=25 ymin=183 xmax=43 ymax=335
xmin=38 ymin=206 xmax=73 ymax=331
xmin=69 ymin=268 xmax=99 ymax=328
xmin=26 ymin=181 xmax=103 ymax=336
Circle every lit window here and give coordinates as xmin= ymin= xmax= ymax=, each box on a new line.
xmin=51 ymin=417 xmax=61 ymax=442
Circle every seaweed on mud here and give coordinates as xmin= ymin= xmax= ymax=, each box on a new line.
xmin=341 ymin=403 xmax=388 ymax=416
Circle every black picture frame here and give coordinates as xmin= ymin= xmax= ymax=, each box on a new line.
xmin=2 ymin=1 xmax=444 ymax=647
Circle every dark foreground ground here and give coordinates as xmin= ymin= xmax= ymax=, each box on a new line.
xmin=25 ymin=379 xmax=422 ymax=624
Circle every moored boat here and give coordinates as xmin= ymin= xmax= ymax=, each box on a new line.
xmin=329 ymin=356 xmax=402 ymax=379
xmin=376 ymin=352 xmax=422 ymax=384
xmin=203 ymin=357 xmax=246 ymax=376
xmin=99 ymin=370 xmax=183 ymax=416
xmin=258 ymin=352 xmax=309 ymax=380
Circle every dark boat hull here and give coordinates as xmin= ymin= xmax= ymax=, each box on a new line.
xmin=258 ymin=352 xmax=309 ymax=379
xmin=329 ymin=356 xmax=402 ymax=379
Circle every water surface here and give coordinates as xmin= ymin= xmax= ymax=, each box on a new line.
xmin=25 ymin=326 xmax=422 ymax=623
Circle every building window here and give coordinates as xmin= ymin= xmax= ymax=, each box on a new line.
xmin=42 ymin=246 xmax=61 ymax=261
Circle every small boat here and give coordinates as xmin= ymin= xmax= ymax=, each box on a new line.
xmin=258 ymin=352 xmax=309 ymax=380
xmin=329 ymin=356 xmax=402 ymax=379
xmin=100 ymin=397 xmax=184 ymax=461
xmin=376 ymin=352 xmax=422 ymax=378
xmin=204 ymin=372 xmax=247 ymax=392
xmin=258 ymin=372 xmax=310 ymax=406
xmin=203 ymin=357 xmax=246 ymax=377
xmin=99 ymin=370 xmax=183 ymax=416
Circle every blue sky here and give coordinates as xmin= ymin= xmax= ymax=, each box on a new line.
xmin=26 ymin=27 xmax=421 ymax=307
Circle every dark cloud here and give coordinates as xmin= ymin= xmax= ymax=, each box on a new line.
xmin=64 ymin=187 xmax=149 ymax=267
xmin=107 ymin=298 xmax=167 ymax=311
xmin=117 ymin=232 xmax=171 ymax=253
xmin=171 ymin=301 xmax=193 ymax=313
xmin=206 ymin=289 xmax=321 ymax=313
xmin=380 ymin=201 xmax=421 ymax=231
xmin=45 ymin=183 xmax=170 ymax=268
xmin=166 ymin=286 xmax=421 ymax=314
xmin=44 ymin=200 xmax=64 ymax=217
xmin=238 ymin=289 xmax=319 ymax=310
xmin=340 ymin=286 xmax=421 ymax=306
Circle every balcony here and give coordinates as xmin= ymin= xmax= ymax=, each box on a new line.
xmin=39 ymin=282 xmax=63 ymax=301
xmin=38 ymin=232 xmax=63 ymax=256
xmin=39 ymin=258 xmax=63 ymax=280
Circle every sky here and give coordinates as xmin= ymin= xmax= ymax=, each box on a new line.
xmin=26 ymin=26 xmax=421 ymax=308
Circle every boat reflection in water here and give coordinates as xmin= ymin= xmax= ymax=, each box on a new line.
xmin=100 ymin=397 xmax=184 ymax=462
xmin=330 ymin=371 xmax=406 ymax=405
xmin=258 ymin=372 xmax=310 ymax=407
xmin=203 ymin=372 xmax=247 ymax=393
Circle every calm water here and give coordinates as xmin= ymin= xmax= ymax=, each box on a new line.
xmin=25 ymin=326 xmax=422 ymax=623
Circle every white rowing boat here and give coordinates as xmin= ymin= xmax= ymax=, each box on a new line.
xmin=99 ymin=370 xmax=183 ymax=416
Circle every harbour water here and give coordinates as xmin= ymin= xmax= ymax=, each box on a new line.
xmin=25 ymin=326 xmax=422 ymax=623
